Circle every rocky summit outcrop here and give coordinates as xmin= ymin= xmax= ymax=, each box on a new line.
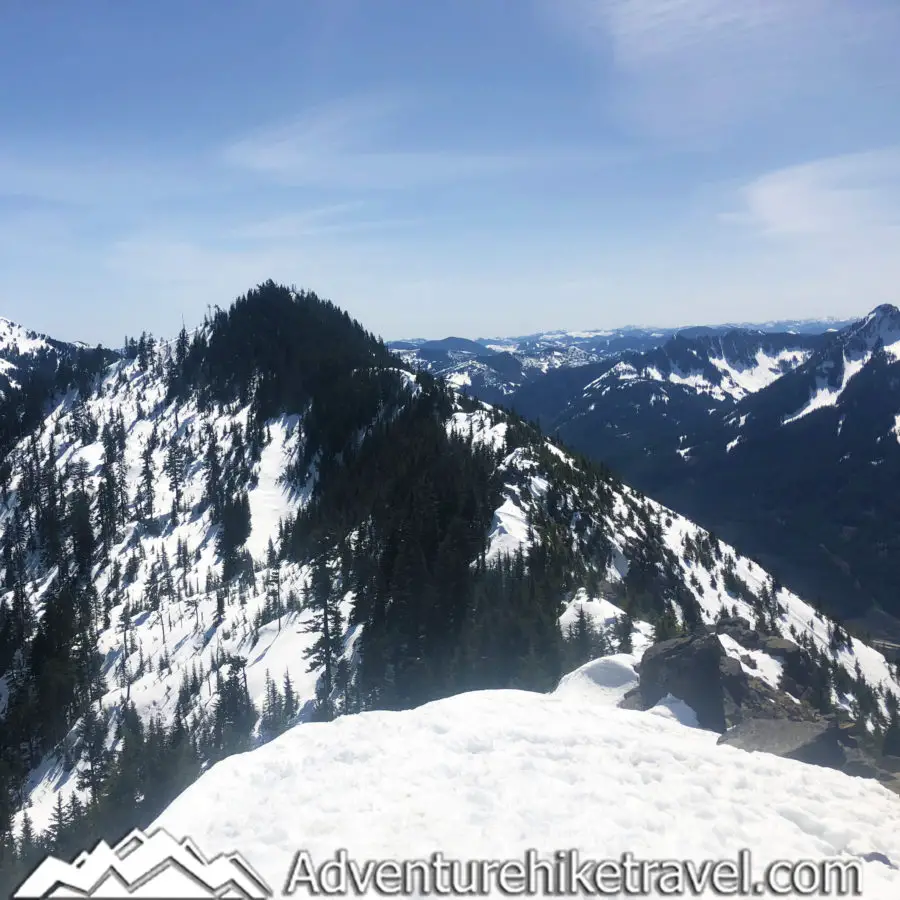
xmin=620 ymin=624 xmax=817 ymax=732
xmin=620 ymin=620 xmax=900 ymax=794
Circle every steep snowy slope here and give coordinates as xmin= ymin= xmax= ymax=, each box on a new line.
xmin=147 ymin=680 xmax=900 ymax=898
xmin=586 ymin=332 xmax=818 ymax=404
xmin=0 ymin=286 xmax=896 ymax=892
xmin=713 ymin=305 xmax=900 ymax=438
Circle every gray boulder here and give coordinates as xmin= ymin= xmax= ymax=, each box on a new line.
xmin=759 ymin=635 xmax=804 ymax=666
xmin=636 ymin=633 xmax=731 ymax=731
xmin=635 ymin=632 xmax=818 ymax=733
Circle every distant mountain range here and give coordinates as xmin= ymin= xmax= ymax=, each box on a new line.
xmin=389 ymin=318 xmax=855 ymax=405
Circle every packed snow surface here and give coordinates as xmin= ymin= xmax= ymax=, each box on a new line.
xmin=154 ymin=688 xmax=900 ymax=898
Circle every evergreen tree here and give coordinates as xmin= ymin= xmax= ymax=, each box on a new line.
xmin=203 ymin=428 xmax=223 ymax=520
xmin=566 ymin=604 xmax=598 ymax=669
xmin=17 ymin=812 xmax=36 ymax=866
xmin=616 ymin=613 xmax=634 ymax=653
xmin=210 ymin=659 xmax=257 ymax=758
xmin=282 ymin=670 xmax=297 ymax=723
xmin=164 ymin=438 xmax=188 ymax=520
xmin=137 ymin=428 xmax=159 ymax=522
xmin=303 ymin=555 xmax=344 ymax=721
xmin=76 ymin=707 xmax=112 ymax=806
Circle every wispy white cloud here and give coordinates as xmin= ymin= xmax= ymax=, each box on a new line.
xmin=234 ymin=214 xmax=424 ymax=241
xmin=723 ymin=148 xmax=900 ymax=239
xmin=223 ymin=91 xmax=595 ymax=189
xmin=545 ymin=0 xmax=900 ymax=144
xmin=228 ymin=203 xmax=363 ymax=239
xmin=0 ymin=151 xmax=198 ymax=208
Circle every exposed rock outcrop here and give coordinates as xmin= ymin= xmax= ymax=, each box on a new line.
xmin=624 ymin=630 xmax=817 ymax=733
xmin=620 ymin=627 xmax=900 ymax=795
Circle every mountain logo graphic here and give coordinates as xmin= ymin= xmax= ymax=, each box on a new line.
xmin=12 ymin=826 xmax=272 ymax=898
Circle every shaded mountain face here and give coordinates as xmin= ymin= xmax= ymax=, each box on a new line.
xmin=1 ymin=282 xmax=893 ymax=889
xmin=508 ymin=305 xmax=900 ymax=630
xmin=508 ymin=330 xmax=822 ymax=491
xmin=660 ymin=305 xmax=900 ymax=629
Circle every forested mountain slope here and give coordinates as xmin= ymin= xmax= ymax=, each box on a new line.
xmin=647 ymin=305 xmax=900 ymax=629
xmin=0 ymin=284 xmax=896 ymax=892
xmin=508 ymin=330 xmax=820 ymax=491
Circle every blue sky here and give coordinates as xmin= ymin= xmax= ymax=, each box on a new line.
xmin=2 ymin=0 xmax=899 ymax=345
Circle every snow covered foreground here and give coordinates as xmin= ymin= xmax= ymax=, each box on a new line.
xmin=152 ymin=660 xmax=900 ymax=898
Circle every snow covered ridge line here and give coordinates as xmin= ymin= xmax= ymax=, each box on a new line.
xmin=280 ymin=849 xmax=866 ymax=897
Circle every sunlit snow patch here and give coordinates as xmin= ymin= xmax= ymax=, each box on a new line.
xmin=246 ymin=415 xmax=301 ymax=560
xmin=782 ymin=353 xmax=870 ymax=425
xmin=717 ymin=634 xmax=784 ymax=691
xmin=647 ymin=693 xmax=700 ymax=727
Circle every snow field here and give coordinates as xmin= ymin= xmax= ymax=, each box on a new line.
xmin=153 ymin=685 xmax=900 ymax=898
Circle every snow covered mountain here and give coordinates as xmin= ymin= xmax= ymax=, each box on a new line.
xmin=0 ymin=318 xmax=86 ymax=399
xmin=506 ymin=330 xmax=822 ymax=495
xmin=0 ymin=318 xmax=116 ymax=469
xmin=0 ymin=285 xmax=895 ymax=894
xmin=0 ymin=319 xmax=58 ymax=393
xmin=582 ymin=331 xmax=820 ymax=404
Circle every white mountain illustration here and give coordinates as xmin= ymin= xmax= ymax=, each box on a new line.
xmin=12 ymin=827 xmax=271 ymax=898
